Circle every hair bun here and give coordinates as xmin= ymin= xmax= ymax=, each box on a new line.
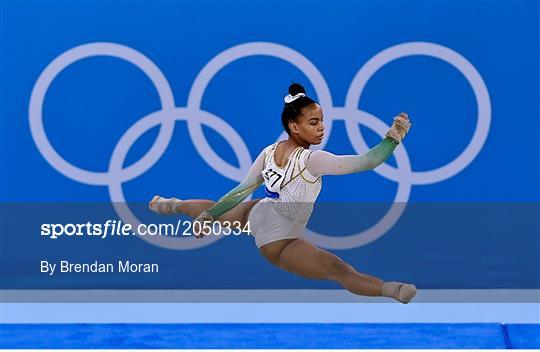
xmin=288 ymin=83 xmax=306 ymax=96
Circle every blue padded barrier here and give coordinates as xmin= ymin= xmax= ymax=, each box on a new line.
xmin=506 ymin=324 xmax=540 ymax=349
xmin=0 ymin=323 xmax=509 ymax=349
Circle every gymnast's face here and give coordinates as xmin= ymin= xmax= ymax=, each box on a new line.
xmin=289 ymin=103 xmax=325 ymax=145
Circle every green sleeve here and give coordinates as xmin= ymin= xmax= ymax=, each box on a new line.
xmin=204 ymin=148 xmax=267 ymax=219
xmin=206 ymin=180 xmax=263 ymax=219
xmin=361 ymin=137 xmax=398 ymax=169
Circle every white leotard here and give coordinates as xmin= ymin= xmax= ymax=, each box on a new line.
xmin=260 ymin=142 xmax=322 ymax=224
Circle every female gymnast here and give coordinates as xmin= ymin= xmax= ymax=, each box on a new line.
xmin=149 ymin=83 xmax=417 ymax=303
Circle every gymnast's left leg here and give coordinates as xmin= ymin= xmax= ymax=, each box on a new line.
xmin=261 ymin=237 xmax=417 ymax=303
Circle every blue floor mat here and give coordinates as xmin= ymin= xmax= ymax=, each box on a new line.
xmin=0 ymin=323 xmax=510 ymax=348
xmin=506 ymin=324 xmax=540 ymax=348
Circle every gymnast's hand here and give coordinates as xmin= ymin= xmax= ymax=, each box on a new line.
xmin=192 ymin=210 xmax=215 ymax=238
xmin=385 ymin=112 xmax=411 ymax=144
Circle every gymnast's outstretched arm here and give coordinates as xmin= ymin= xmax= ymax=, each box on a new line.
xmin=306 ymin=113 xmax=411 ymax=177
xmin=306 ymin=137 xmax=398 ymax=177
xmin=203 ymin=150 xmax=265 ymax=220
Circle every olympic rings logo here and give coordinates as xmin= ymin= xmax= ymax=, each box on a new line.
xmin=29 ymin=41 xmax=491 ymax=250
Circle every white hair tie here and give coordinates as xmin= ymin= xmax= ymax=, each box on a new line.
xmin=284 ymin=93 xmax=305 ymax=103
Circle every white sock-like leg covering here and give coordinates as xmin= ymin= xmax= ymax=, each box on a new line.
xmin=149 ymin=196 xmax=183 ymax=215
xmin=381 ymin=281 xmax=417 ymax=304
